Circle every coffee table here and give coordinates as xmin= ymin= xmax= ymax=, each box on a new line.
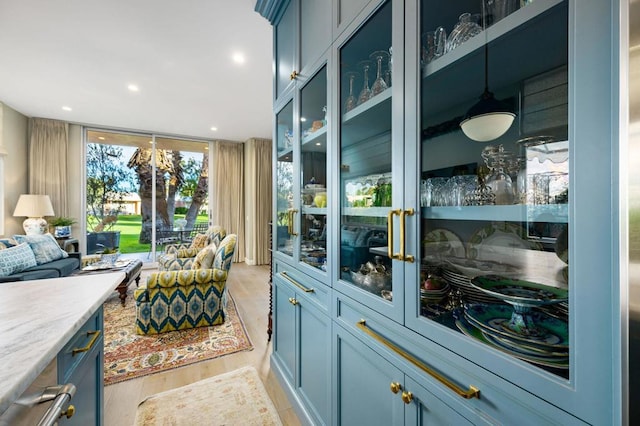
xmin=75 ymin=258 xmax=143 ymax=306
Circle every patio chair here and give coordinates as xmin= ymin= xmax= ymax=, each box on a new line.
xmin=157 ymin=225 xmax=226 ymax=270
xmin=134 ymin=234 xmax=237 ymax=335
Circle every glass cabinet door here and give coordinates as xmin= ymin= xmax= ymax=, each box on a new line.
xmin=276 ymin=101 xmax=295 ymax=257
xmin=338 ymin=1 xmax=398 ymax=308
xmin=299 ymin=66 xmax=328 ymax=271
xmin=275 ymin=1 xmax=296 ymax=100
xmin=415 ymin=0 xmax=569 ymax=377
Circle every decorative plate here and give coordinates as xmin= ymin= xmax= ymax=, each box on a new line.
xmin=423 ymin=228 xmax=465 ymax=260
xmin=464 ymin=304 xmax=569 ymax=350
xmin=454 ymin=316 xmax=569 ymax=369
xmin=470 ymin=275 xmax=568 ymax=307
xmin=467 ymin=223 xmax=543 ymax=262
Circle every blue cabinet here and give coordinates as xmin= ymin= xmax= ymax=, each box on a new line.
xmin=272 ymin=266 xmax=331 ymax=425
xmin=261 ymin=0 xmax=623 ymax=423
xmin=58 ymin=307 xmax=104 ymax=425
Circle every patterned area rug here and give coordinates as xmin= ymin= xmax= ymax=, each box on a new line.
xmin=134 ymin=366 xmax=282 ymax=425
xmin=103 ymin=279 xmax=253 ymax=385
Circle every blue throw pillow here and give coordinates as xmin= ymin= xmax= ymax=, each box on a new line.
xmin=13 ymin=234 xmax=68 ymax=265
xmin=0 ymin=238 xmax=17 ymax=250
xmin=0 ymin=243 xmax=38 ymax=276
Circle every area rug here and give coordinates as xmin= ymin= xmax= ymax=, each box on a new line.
xmin=134 ymin=366 xmax=283 ymax=426
xmin=103 ymin=281 xmax=253 ymax=385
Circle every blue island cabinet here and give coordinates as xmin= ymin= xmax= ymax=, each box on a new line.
xmin=57 ymin=307 xmax=104 ymax=425
xmin=260 ymin=0 xmax=624 ymax=423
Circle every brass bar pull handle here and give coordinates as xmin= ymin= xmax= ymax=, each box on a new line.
xmin=290 ymin=209 xmax=298 ymax=236
xmin=401 ymin=391 xmax=413 ymax=404
xmin=401 ymin=208 xmax=415 ymax=263
xmin=357 ymin=320 xmax=480 ymax=400
xmin=281 ymin=271 xmax=315 ymax=293
xmin=390 ymin=382 xmax=402 ymax=394
xmin=287 ymin=210 xmax=292 ymax=235
xmin=387 ymin=209 xmax=402 ymax=260
xmin=288 ymin=297 xmax=299 ymax=305
xmin=72 ymin=330 xmax=101 ymax=356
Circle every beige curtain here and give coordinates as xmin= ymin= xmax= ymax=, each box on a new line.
xmin=28 ymin=118 xmax=69 ymax=216
xmin=244 ymin=138 xmax=272 ymax=265
xmin=211 ymin=141 xmax=245 ymax=262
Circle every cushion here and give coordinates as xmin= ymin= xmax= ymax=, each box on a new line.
xmin=14 ymin=234 xmax=69 ymax=265
xmin=192 ymin=243 xmax=217 ymax=269
xmin=0 ymin=243 xmax=38 ymax=277
xmin=341 ymin=226 xmax=361 ymax=247
xmin=176 ymin=247 xmax=200 ymax=258
xmin=189 ymin=234 xmax=209 ymax=250
xmin=0 ymin=238 xmax=18 ymax=250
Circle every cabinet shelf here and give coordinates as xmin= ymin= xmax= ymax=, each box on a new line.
xmin=301 ymin=126 xmax=327 ymax=152
xmin=341 ymin=88 xmax=391 ymax=147
xmin=343 ymin=207 xmax=389 ymax=217
xmin=421 ymin=0 xmax=567 ymax=117
xmin=302 ymin=206 xmax=327 ymax=215
xmin=423 ymin=204 xmax=568 ymax=223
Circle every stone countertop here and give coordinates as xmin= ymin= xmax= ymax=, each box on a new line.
xmin=0 ymin=272 xmax=125 ymax=415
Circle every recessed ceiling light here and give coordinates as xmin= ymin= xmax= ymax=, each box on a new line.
xmin=232 ymin=53 xmax=245 ymax=64
xmin=98 ymin=136 xmax=105 ymax=140
xmin=316 ymin=142 xmax=322 ymax=146
xmin=300 ymin=117 xmax=307 ymax=122
xmin=148 ymin=140 xmax=153 ymax=144
xmin=128 ymin=84 xmax=139 ymax=92
xmin=204 ymin=146 xmax=209 ymax=150
xmin=62 ymin=106 xmax=72 ymax=111
xmin=210 ymin=127 xmax=218 ymax=131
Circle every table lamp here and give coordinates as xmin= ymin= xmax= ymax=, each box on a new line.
xmin=13 ymin=194 xmax=55 ymax=235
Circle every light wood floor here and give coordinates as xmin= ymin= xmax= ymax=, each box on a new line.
xmin=103 ymin=262 xmax=301 ymax=426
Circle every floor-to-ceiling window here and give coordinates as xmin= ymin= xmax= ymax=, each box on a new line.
xmin=84 ymin=128 xmax=211 ymax=262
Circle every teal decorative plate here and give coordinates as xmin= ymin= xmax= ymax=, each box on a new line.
xmin=464 ymin=304 xmax=569 ymax=350
xmin=470 ymin=275 xmax=568 ymax=307
xmin=455 ymin=313 xmax=569 ymax=370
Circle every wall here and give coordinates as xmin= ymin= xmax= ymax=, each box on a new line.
xmin=0 ymin=103 xmax=29 ymax=237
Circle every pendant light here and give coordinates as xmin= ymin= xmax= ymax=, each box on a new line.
xmin=460 ymin=33 xmax=515 ymax=142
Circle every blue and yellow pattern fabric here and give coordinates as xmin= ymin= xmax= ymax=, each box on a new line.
xmin=158 ymin=226 xmax=226 ymax=271
xmin=135 ymin=233 xmax=237 ymax=335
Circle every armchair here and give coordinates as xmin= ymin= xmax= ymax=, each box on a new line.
xmin=157 ymin=225 xmax=226 ymax=271
xmin=135 ymin=233 xmax=237 ymax=335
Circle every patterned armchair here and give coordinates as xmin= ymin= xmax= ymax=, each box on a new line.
xmin=135 ymin=234 xmax=237 ymax=335
xmin=157 ymin=225 xmax=226 ymax=271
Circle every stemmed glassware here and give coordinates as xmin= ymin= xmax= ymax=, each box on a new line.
xmin=357 ymin=60 xmax=373 ymax=105
xmin=344 ymin=71 xmax=359 ymax=113
xmin=369 ymin=50 xmax=390 ymax=96
xmin=385 ymin=47 xmax=392 ymax=87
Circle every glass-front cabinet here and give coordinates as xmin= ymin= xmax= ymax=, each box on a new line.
xmin=275 ymin=64 xmax=329 ymax=275
xmin=337 ymin=0 xmax=404 ymax=320
xmin=413 ymin=0 xmax=569 ymax=375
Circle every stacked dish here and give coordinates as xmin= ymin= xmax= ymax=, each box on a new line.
xmin=420 ymin=281 xmax=450 ymax=304
xmin=439 ymin=257 xmax=518 ymax=304
xmin=454 ymin=274 xmax=569 ymax=369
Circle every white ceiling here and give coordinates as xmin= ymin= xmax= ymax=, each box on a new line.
xmin=0 ymin=0 xmax=274 ymax=142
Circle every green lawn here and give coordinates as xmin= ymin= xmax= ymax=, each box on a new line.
xmin=99 ymin=214 xmax=208 ymax=254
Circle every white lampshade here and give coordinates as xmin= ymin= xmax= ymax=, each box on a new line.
xmin=13 ymin=194 xmax=55 ymax=235
xmin=460 ymin=111 xmax=516 ymax=142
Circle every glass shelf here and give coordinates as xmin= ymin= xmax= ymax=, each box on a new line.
xmin=423 ymin=204 xmax=568 ymax=223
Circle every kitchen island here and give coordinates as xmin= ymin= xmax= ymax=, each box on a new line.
xmin=0 ymin=272 xmax=125 ymax=420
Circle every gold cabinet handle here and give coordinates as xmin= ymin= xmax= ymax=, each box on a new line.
xmin=401 ymin=391 xmax=413 ymax=404
xmin=357 ymin=320 xmax=480 ymax=399
xmin=290 ymin=209 xmax=298 ymax=236
xmin=288 ymin=297 xmax=299 ymax=305
xmin=290 ymin=70 xmax=299 ymax=80
xmin=400 ymin=209 xmax=415 ymax=263
xmin=387 ymin=209 xmax=402 ymax=260
xmin=281 ymin=271 xmax=314 ymax=293
xmin=72 ymin=330 xmax=101 ymax=356
xmin=390 ymin=382 xmax=402 ymax=394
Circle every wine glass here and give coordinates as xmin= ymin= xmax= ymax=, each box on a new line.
xmin=369 ymin=50 xmax=389 ymax=96
xmin=344 ymin=71 xmax=359 ymax=113
xmin=385 ymin=47 xmax=393 ymax=87
xmin=357 ymin=60 xmax=373 ymax=105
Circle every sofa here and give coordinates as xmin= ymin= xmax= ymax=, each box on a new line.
xmin=0 ymin=235 xmax=80 ymax=283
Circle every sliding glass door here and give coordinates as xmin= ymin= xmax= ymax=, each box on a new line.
xmin=84 ymin=129 xmax=211 ymax=261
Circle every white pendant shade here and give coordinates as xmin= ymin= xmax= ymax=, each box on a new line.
xmin=460 ymin=111 xmax=515 ymax=142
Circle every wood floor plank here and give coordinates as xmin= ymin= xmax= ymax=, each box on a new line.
xmin=103 ymin=262 xmax=301 ymax=426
